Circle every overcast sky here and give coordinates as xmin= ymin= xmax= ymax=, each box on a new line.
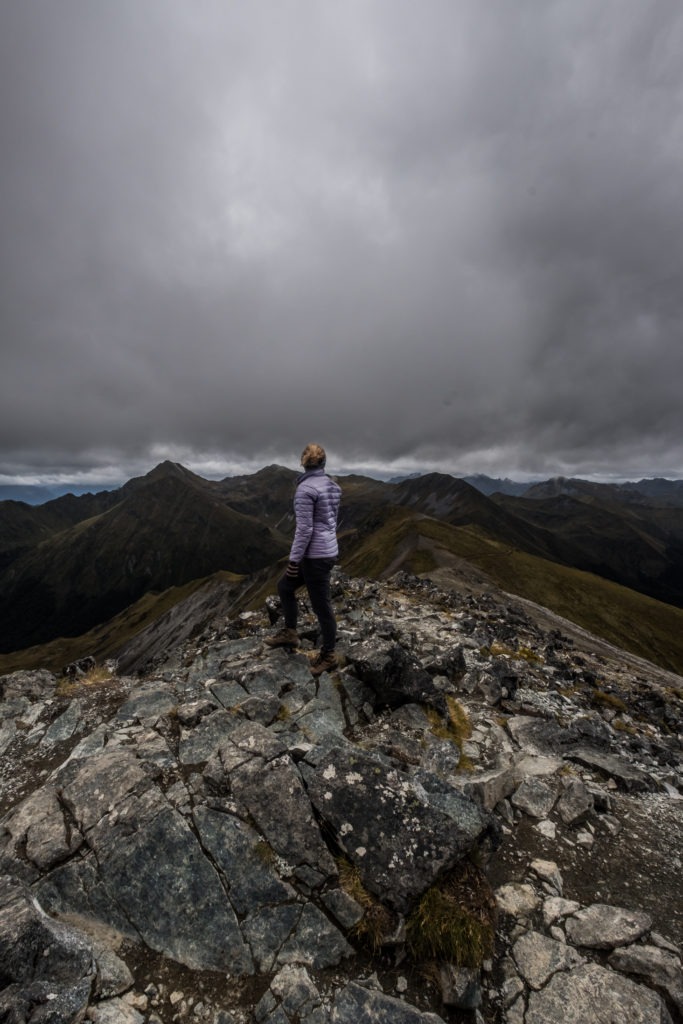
xmin=2 ymin=0 xmax=683 ymax=487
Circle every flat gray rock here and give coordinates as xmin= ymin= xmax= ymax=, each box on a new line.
xmin=193 ymin=806 xmax=296 ymax=915
xmin=0 ymin=721 xmax=16 ymax=756
xmin=542 ymin=896 xmax=581 ymax=927
xmin=88 ymin=998 xmax=145 ymax=1024
xmin=525 ymin=962 xmax=672 ymax=1024
xmin=529 ymin=858 xmax=563 ymax=895
xmin=1 ymin=669 xmax=57 ymax=701
xmin=556 ymin=776 xmax=594 ymax=825
xmin=256 ymin=965 xmax=324 ymax=1022
xmin=290 ymin=676 xmax=348 ymax=743
xmin=35 ymin=852 xmax=139 ymax=938
xmin=87 ymin=788 xmax=252 ymax=973
xmin=323 ymin=888 xmax=364 ymax=930
xmin=179 ymin=709 xmax=242 ymax=765
xmin=564 ymin=748 xmax=657 ymax=792
xmin=41 ymin=698 xmax=85 ymax=746
xmin=331 ymin=982 xmax=446 ymax=1023
xmin=276 ymin=903 xmax=353 ymax=970
xmin=456 ymin=764 xmax=517 ymax=812
xmin=610 ymin=944 xmax=683 ymax=1013
xmin=243 ymin=904 xmax=302 ymax=972
xmin=244 ymin=901 xmax=353 ymax=976
xmin=2 ymin=786 xmax=83 ymax=871
xmin=565 ymin=903 xmax=653 ymax=950
xmin=113 ymin=685 xmax=177 ymax=724
xmin=495 ymin=883 xmax=540 ymax=918
xmin=512 ymin=930 xmax=584 ymax=990
xmin=231 ymin=753 xmax=337 ymax=882
xmin=240 ymin=653 xmax=316 ymax=698
xmin=58 ymin=748 xmax=150 ymax=832
xmin=209 ymin=679 xmax=249 ymax=709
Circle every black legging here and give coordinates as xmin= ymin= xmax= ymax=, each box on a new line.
xmin=277 ymin=557 xmax=336 ymax=653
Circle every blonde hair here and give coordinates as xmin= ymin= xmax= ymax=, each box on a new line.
xmin=301 ymin=443 xmax=326 ymax=469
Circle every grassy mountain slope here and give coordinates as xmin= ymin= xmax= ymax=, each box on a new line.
xmin=0 ymin=464 xmax=288 ymax=652
xmin=216 ymin=465 xmax=393 ymax=533
xmin=493 ymin=492 xmax=683 ymax=608
xmin=215 ymin=465 xmax=299 ymax=530
xmin=0 ymin=490 xmax=120 ymax=572
xmin=390 ymin=474 xmax=566 ymax=562
xmin=0 ymin=571 xmax=242 ymax=674
xmin=524 ymin=475 xmax=683 ymax=507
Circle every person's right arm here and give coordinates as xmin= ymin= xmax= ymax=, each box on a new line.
xmin=289 ymin=484 xmax=315 ymax=564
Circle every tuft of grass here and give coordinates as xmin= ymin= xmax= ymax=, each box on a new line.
xmin=517 ymin=645 xmax=543 ymax=664
xmin=427 ymin=697 xmax=471 ymax=744
xmin=406 ymin=863 xmax=495 ymax=967
xmin=426 ymin=696 xmax=472 ymax=769
xmin=590 ymin=689 xmax=628 ymax=712
xmin=446 ymin=695 xmax=472 ymax=745
xmin=55 ymin=664 xmax=114 ymax=698
xmin=485 ymin=641 xmax=543 ymax=664
xmin=337 ymin=857 xmax=396 ymax=951
xmin=557 ymin=685 xmax=581 ymax=698
xmin=612 ymin=718 xmax=638 ymax=736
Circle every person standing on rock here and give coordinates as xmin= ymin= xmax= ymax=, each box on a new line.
xmin=265 ymin=443 xmax=342 ymax=676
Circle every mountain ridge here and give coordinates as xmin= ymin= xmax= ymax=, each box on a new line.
xmin=2 ymin=461 xmax=683 ymax=676
xmin=0 ymin=463 xmax=288 ymax=653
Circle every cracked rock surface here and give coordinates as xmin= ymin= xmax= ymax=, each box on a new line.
xmin=0 ymin=569 xmax=682 ymax=1023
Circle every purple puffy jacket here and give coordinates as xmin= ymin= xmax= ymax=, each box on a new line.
xmin=289 ymin=468 xmax=342 ymax=563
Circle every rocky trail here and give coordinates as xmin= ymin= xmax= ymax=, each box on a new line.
xmin=1 ymin=570 xmax=682 ymax=1024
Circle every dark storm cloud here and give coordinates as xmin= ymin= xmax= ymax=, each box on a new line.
xmin=2 ymin=0 xmax=683 ymax=485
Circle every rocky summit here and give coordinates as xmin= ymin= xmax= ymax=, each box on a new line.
xmin=1 ymin=570 xmax=682 ymax=1024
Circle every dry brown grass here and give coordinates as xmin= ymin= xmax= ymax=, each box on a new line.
xmin=406 ymin=861 xmax=496 ymax=967
xmin=55 ymin=664 xmax=115 ymax=698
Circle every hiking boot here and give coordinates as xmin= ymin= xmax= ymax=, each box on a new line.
xmin=264 ymin=627 xmax=299 ymax=648
xmin=310 ymin=651 xmax=337 ymax=676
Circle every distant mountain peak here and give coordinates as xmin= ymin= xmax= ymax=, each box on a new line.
xmin=146 ymin=460 xmax=198 ymax=480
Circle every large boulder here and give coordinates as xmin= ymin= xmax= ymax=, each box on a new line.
xmin=301 ymin=745 xmax=489 ymax=913
xmin=345 ymin=641 xmax=447 ymax=713
xmin=0 ymin=874 xmax=95 ymax=1024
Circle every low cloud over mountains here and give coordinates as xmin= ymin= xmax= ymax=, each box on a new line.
xmin=2 ymin=3 xmax=683 ymax=484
